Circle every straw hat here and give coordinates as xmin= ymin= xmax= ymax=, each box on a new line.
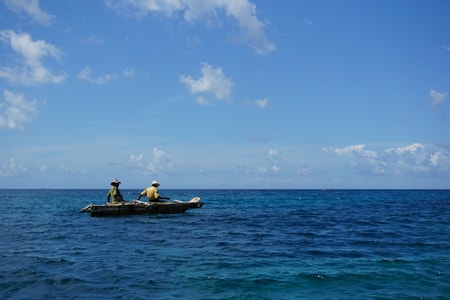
xmin=111 ymin=178 xmax=121 ymax=185
xmin=151 ymin=180 xmax=160 ymax=187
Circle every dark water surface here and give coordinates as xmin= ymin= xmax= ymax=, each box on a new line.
xmin=0 ymin=189 xmax=449 ymax=299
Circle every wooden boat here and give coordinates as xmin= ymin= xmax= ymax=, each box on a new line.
xmin=80 ymin=197 xmax=203 ymax=217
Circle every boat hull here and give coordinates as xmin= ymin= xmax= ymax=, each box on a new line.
xmin=81 ymin=197 xmax=203 ymax=217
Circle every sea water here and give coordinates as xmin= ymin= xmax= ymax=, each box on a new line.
xmin=0 ymin=189 xmax=449 ymax=299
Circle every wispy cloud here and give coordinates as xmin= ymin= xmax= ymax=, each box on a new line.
xmin=77 ymin=67 xmax=118 ymax=85
xmin=250 ymin=98 xmax=269 ymax=109
xmin=3 ymin=0 xmax=55 ymax=26
xmin=303 ymin=18 xmax=313 ymax=25
xmin=0 ymin=30 xmax=66 ymax=85
xmin=326 ymin=144 xmax=377 ymax=158
xmin=123 ymin=67 xmax=135 ymax=78
xmin=130 ymin=152 xmax=144 ymax=163
xmin=105 ymin=0 xmax=275 ymax=55
xmin=0 ymin=90 xmax=38 ymax=130
xmin=130 ymin=147 xmax=173 ymax=174
xmin=430 ymin=89 xmax=447 ymax=107
xmin=0 ymin=30 xmax=65 ymax=85
xmin=325 ymin=143 xmax=450 ymax=176
xmin=268 ymin=148 xmax=279 ymax=160
xmin=195 ymin=97 xmax=211 ymax=106
xmin=0 ymin=158 xmax=27 ymax=177
xmin=267 ymin=147 xmax=280 ymax=173
xmin=81 ymin=35 xmax=105 ymax=46
xmin=180 ymin=63 xmax=232 ymax=104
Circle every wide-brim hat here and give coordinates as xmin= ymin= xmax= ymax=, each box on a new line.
xmin=151 ymin=180 xmax=160 ymax=187
xmin=111 ymin=178 xmax=121 ymax=185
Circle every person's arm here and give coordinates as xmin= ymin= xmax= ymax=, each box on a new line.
xmin=154 ymin=188 xmax=160 ymax=200
xmin=117 ymin=190 xmax=124 ymax=202
xmin=106 ymin=191 xmax=111 ymax=203
xmin=137 ymin=189 xmax=145 ymax=200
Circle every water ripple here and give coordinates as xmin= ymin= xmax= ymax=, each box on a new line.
xmin=0 ymin=189 xmax=449 ymax=299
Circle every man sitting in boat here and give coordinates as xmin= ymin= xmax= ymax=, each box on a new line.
xmin=137 ymin=180 xmax=168 ymax=202
xmin=107 ymin=179 xmax=125 ymax=203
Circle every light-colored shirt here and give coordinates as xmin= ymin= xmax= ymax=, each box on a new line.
xmin=140 ymin=186 xmax=160 ymax=201
xmin=107 ymin=186 xmax=124 ymax=203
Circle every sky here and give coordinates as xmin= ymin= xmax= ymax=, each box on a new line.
xmin=0 ymin=0 xmax=449 ymax=189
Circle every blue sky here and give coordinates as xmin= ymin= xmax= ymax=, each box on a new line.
xmin=0 ymin=0 xmax=449 ymax=189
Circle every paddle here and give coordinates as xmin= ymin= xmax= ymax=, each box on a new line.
xmin=136 ymin=195 xmax=170 ymax=201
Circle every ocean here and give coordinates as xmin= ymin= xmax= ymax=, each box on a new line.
xmin=0 ymin=189 xmax=449 ymax=299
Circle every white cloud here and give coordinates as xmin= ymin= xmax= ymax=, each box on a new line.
xmin=105 ymin=0 xmax=180 ymax=17
xmin=0 ymin=90 xmax=38 ymax=130
xmin=324 ymin=144 xmax=384 ymax=174
xmin=60 ymin=164 xmax=73 ymax=174
xmin=257 ymin=166 xmax=267 ymax=173
xmin=195 ymin=96 xmax=211 ymax=106
xmin=152 ymin=147 xmax=168 ymax=163
xmin=180 ymin=63 xmax=232 ymax=102
xmin=0 ymin=30 xmax=65 ymax=85
xmin=430 ymin=152 xmax=443 ymax=166
xmin=130 ymin=152 xmax=144 ymax=162
xmin=303 ymin=18 xmax=313 ymax=26
xmin=123 ymin=67 xmax=135 ymax=78
xmin=385 ymin=143 xmax=432 ymax=173
xmin=130 ymin=147 xmax=174 ymax=174
xmin=77 ymin=67 xmax=118 ymax=85
xmin=130 ymin=152 xmax=145 ymax=169
xmin=268 ymin=148 xmax=278 ymax=160
xmin=146 ymin=147 xmax=173 ymax=172
xmin=253 ymin=98 xmax=268 ymax=108
xmin=105 ymin=0 xmax=275 ymax=55
xmin=266 ymin=147 xmax=282 ymax=172
xmin=81 ymin=36 xmax=105 ymax=46
xmin=3 ymin=0 xmax=55 ymax=26
xmin=385 ymin=143 xmax=425 ymax=156
xmin=0 ymin=158 xmax=27 ymax=176
xmin=297 ymin=167 xmax=312 ymax=176
xmin=428 ymin=151 xmax=450 ymax=173
xmin=326 ymin=143 xmax=450 ymax=176
xmin=430 ymin=89 xmax=447 ymax=107
xmin=325 ymin=144 xmax=377 ymax=158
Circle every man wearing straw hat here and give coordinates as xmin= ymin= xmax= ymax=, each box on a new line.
xmin=137 ymin=180 xmax=169 ymax=202
xmin=107 ymin=178 xmax=125 ymax=203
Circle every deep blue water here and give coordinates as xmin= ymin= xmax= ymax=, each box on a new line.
xmin=0 ymin=189 xmax=449 ymax=299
